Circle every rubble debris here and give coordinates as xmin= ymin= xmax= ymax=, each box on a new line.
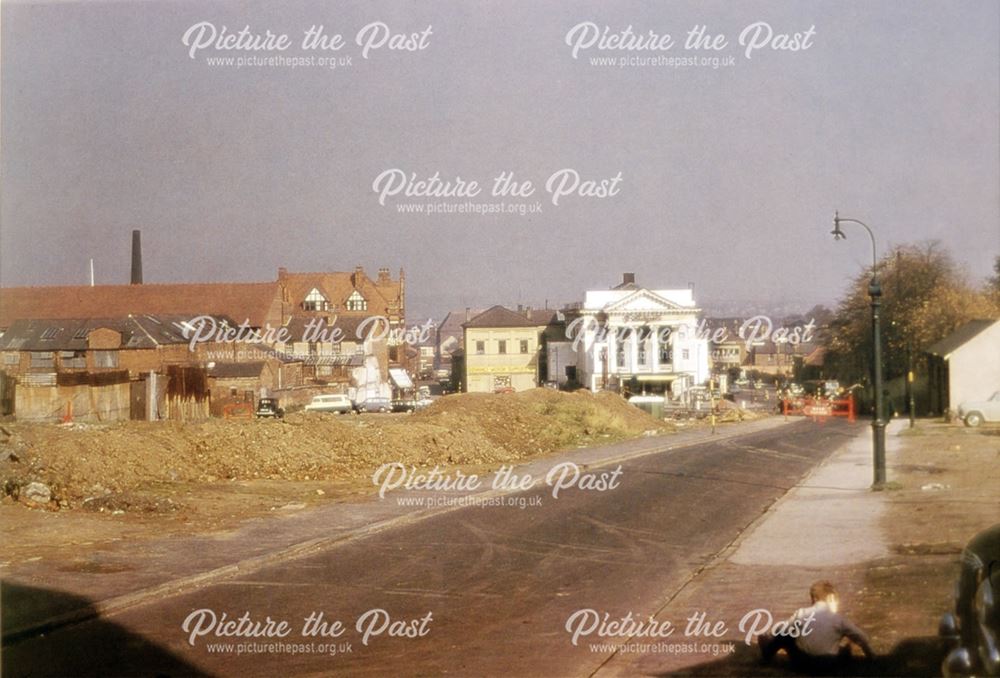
xmin=0 ymin=389 xmax=673 ymax=515
xmin=22 ymin=482 xmax=51 ymax=505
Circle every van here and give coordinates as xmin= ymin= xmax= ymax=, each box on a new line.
xmin=303 ymin=394 xmax=353 ymax=414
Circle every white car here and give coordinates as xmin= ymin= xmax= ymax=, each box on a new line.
xmin=957 ymin=390 xmax=1000 ymax=427
xmin=304 ymin=394 xmax=353 ymax=414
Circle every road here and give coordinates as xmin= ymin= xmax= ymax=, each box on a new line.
xmin=4 ymin=419 xmax=854 ymax=677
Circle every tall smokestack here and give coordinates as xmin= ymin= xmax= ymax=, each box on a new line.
xmin=130 ymin=230 xmax=143 ymax=285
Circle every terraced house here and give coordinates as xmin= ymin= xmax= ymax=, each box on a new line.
xmin=462 ymin=306 xmax=559 ymax=393
xmin=0 ymin=264 xmax=406 ymax=419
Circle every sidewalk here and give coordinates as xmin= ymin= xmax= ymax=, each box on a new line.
xmin=2 ymin=417 xmax=788 ymax=643
xmin=595 ymin=419 xmax=904 ymax=677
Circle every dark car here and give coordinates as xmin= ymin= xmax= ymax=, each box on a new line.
xmin=352 ymin=397 xmax=392 ymax=413
xmin=940 ymin=523 xmax=1000 ymax=676
xmin=392 ymin=397 xmax=433 ymax=413
xmin=392 ymin=398 xmax=416 ymax=413
xmin=254 ymin=397 xmax=284 ymax=419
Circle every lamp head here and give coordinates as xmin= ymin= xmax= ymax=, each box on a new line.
xmin=831 ymin=211 xmax=846 ymax=240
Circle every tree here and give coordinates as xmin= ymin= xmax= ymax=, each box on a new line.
xmin=826 ymin=242 xmax=1000 ymax=386
xmin=988 ymin=255 xmax=1000 ymax=304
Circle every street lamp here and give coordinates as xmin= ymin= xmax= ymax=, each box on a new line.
xmin=831 ymin=211 xmax=886 ymax=488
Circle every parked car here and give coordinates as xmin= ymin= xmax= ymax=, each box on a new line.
xmin=939 ymin=523 xmax=1000 ymax=676
xmin=390 ymin=397 xmax=433 ymax=413
xmin=353 ymin=397 xmax=392 ymax=413
xmin=392 ymin=398 xmax=417 ymax=413
xmin=303 ymin=394 xmax=353 ymax=414
xmin=957 ymin=391 xmax=1000 ymax=427
xmin=254 ymin=397 xmax=284 ymax=419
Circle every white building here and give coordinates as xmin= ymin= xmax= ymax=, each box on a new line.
xmin=927 ymin=318 xmax=1000 ymax=416
xmin=558 ymin=273 xmax=710 ymax=397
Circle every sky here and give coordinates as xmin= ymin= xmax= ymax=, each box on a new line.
xmin=2 ymin=0 xmax=998 ymax=322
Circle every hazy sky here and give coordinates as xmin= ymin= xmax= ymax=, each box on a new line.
xmin=2 ymin=0 xmax=998 ymax=321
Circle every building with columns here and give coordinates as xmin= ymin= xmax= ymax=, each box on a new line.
xmin=558 ymin=274 xmax=710 ymax=397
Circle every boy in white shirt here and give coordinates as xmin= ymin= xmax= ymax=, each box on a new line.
xmin=759 ymin=580 xmax=874 ymax=673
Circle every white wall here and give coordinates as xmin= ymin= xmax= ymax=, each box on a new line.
xmin=949 ymin=321 xmax=1000 ymax=407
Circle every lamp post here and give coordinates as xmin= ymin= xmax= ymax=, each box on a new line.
xmin=832 ymin=211 xmax=886 ymax=487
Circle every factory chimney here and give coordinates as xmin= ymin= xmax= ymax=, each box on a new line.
xmin=130 ymin=230 xmax=143 ymax=285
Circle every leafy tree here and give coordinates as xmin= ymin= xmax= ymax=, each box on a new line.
xmin=826 ymin=242 xmax=999 ymax=386
xmin=988 ymin=255 xmax=1000 ymax=303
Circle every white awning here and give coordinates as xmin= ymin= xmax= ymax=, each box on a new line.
xmin=389 ymin=368 xmax=414 ymax=389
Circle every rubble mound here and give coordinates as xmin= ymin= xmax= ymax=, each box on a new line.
xmin=0 ymin=389 xmax=671 ymax=511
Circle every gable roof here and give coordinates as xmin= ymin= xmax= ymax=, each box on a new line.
xmin=279 ymin=269 xmax=402 ymax=317
xmin=0 ymin=314 xmax=234 ymax=351
xmin=464 ymin=305 xmax=542 ymax=329
xmin=438 ymin=309 xmax=484 ymax=337
xmin=0 ymin=282 xmax=280 ymax=329
xmin=927 ymin=319 xmax=999 ymax=359
xmin=0 ymin=268 xmax=406 ymax=331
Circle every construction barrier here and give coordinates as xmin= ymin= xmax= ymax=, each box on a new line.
xmin=222 ymin=402 xmax=254 ymax=420
xmin=782 ymin=395 xmax=855 ymax=423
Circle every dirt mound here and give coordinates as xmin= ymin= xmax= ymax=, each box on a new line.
xmin=0 ymin=389 xmax=670 ymax=510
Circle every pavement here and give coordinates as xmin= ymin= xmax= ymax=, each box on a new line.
xmin=2 ymin=417 xmax=859 ymax=677
xmin=728 ymin=420 xmax=890 ymax=568
xmin=595 ymin=419 xmax=905 ymax=677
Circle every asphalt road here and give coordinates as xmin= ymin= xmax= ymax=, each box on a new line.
xmin=4 ymin=419 xmax=854 ymax=677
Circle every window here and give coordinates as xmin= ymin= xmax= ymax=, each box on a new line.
xmin=3 ymin=353 xmax=18 ymax=366
xmin=660 ymin=345 xmax=671 ymax=365
xmin=346 ymin=290 xmax=367 ymax=311
xmin=302 ymin=288 xmax=329 ymax=312
xmin=72 ymin=328 xmax=90 ymax=340
xmin=616 ymin=341 xmax=628 ymax=371
xmin=682 ymin=349 xmax=690 ymax=361
xmin=498 ymin=340 xmax=507 ymax=354
xmin=475 ymin=340 xmax=485 ymax=354
xmin=637 ymin=327 xmax=650 ymax=367
xmin=60 ymin=350 xmax=86 ymax=369
xmin=520 ymin=340 xmax=529 ymax=354
xmin=40 ymin=328 xmax=58 ymax=340
xmin=93 ymin=350 xmax=119 ymax=368
xmin=30 ymin=351 xmax=54 ymax=368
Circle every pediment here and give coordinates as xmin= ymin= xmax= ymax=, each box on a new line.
xmin=604 ymin=289 xmax=688 ymax=314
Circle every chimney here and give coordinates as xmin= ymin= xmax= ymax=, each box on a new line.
xmin=622 ymin=272 xmax=635 ymax=286
xmin=377 ymin=267 xmax=391 ymax=285
xmin=465 ymin=307 xmax=471 ymax=322
xmin=130 ymin=230 xmax=143 ymax=285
